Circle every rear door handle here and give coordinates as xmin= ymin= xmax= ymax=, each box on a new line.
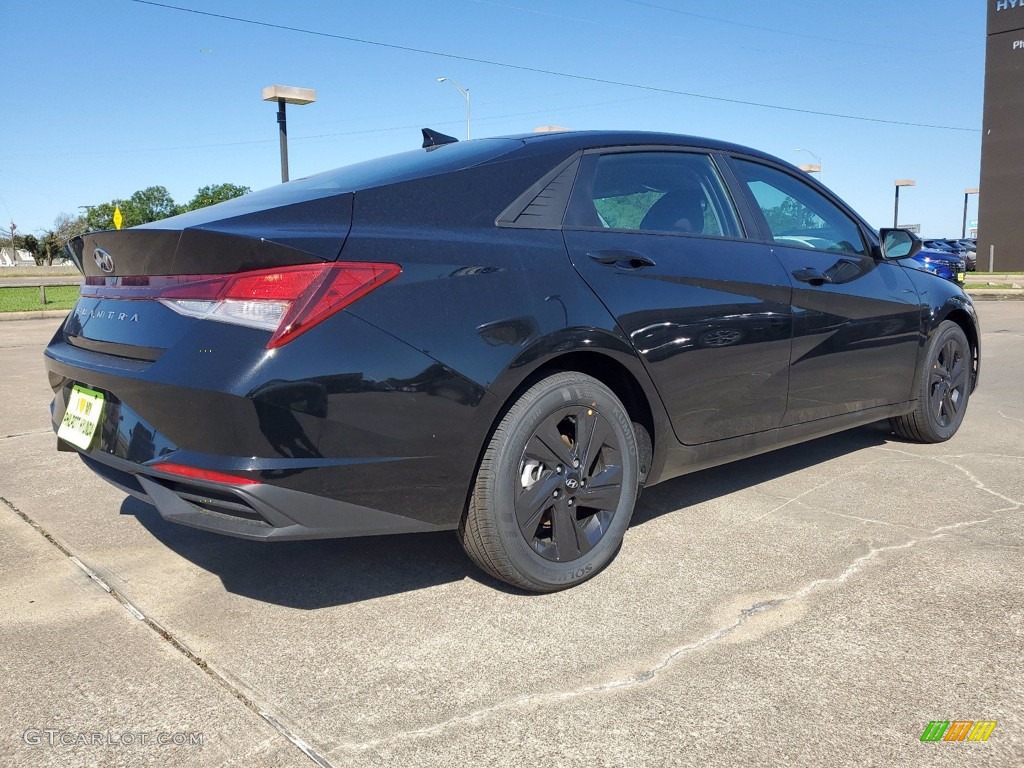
xmin=587 ymin=250 xmax=657 ymax=269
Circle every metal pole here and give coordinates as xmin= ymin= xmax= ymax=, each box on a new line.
xmin=989 ymin=245 xmax=995 ymax=273
xmin=437 ymin=79 xmax=471 ymax=140
xmin=962 ymin=193 xmax=969 ymax=240
xmin=893 ymin=186 xmax=900 ymax=228
xmin=277 ymin=98 xmax=289 ymax=183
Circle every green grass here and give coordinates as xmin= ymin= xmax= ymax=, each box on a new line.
xmin=0 ymin=286 xmax=79 ymax=312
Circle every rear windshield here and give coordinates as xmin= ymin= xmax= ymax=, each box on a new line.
xmin=140 ymin=138 xmax=523 ymax=229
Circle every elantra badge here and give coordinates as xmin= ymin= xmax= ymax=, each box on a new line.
xmin=93 ymin=248 xmax=115 ymax=273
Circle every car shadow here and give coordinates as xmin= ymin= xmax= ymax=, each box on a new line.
xmin=632 ymin=421 xmax=893 ymax=526
xmin=120 ymin=422 xmax=893 ymax=609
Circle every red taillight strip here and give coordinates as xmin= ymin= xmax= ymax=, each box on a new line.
xmin=148 ymin=462 xmax=261 ymax=486
xmin=81 ymin=261 xmax=401 ymax=349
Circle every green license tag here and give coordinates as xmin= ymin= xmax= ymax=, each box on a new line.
xmin=57 ymin=385 xmax=105 ymax=451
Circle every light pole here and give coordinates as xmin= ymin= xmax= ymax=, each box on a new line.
xmin=962 ymin=187 xmax=979 ymax=239
xmin=262 ymin=85 xmax=317 ymax=183
xmin=794 ymin=148 xmax=822 ymax=179
xmin=5 ymin=221 xmax=15 ymax=266
xmin=893 ymin=179 xmax=915 ymax=228
xmin=436 ymin=77 xmax=470 ymax=140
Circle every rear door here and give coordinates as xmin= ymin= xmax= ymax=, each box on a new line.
xmin=562 ymin=149 xmax=793 ymax=445
xmin=725 ymin=156 xmax=922 ymax=425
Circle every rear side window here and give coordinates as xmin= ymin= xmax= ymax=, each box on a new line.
xmin=565 ymin=152 xmax=742 ymax=238
xmin=732 ymin=159 xmax=867 ymax=256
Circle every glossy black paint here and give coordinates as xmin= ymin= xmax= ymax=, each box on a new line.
xmin=44 ymin=130 xmax=980 ymax=541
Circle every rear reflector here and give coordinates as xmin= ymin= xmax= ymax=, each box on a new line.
xmin=148 ymin=462 xmax=261 ymax=486
xmin=82 ymin=262 xmax=400 ymax=348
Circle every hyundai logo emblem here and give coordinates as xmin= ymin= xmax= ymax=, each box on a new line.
xmin=93 ymin=248 xmax=115 ymax=273
xmin=565 ymin=477 xmax=580 ymax=490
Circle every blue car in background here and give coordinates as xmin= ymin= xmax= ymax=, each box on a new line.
xmin=907 ymin=239 xmax=966 ymax=285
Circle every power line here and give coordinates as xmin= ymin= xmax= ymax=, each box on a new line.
xmin=626 ymin=0 xmax=981 ymax=43
xmin=127 ymin=0 xmax=978 ymax=133
xmin=11 ymin=94 xmax=662 ymax=160
xmin=621 ymin=0 xmax=893 ymax=48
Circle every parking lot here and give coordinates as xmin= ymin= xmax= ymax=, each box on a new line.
xmin=1 ymin=304 xmax=1021 ymax=767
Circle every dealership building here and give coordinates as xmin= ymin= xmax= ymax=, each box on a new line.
xmin=978 ymin=0 xmax=1024 ymax=271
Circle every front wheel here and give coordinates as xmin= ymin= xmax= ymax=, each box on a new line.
xmin=459 ymin=372 xmax=639 ymax=592
xmin=890 ymin=320 xmax=973 ymax=443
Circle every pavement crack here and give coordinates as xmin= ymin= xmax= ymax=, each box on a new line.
xmin=931 ymin=457 xmax=1023 ymax=508
xmin=876 ymin=448 xmax=1023 ymax=509
xmin=930 ymin=518 xmax=992 ymax=533
xmin=732 ymin=457 xmax=912 ymax=529
xmin=997 ymin=410 xmax=1024 ymax=424
xmin=333 ymin=537 xmax=933 ymax=752
xmin=0 ymin=495 xmax=337 ymax=768
xmin=2 ymin=428 xmax=51 ymax=439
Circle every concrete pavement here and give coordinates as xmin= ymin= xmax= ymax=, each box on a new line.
xmin=0 ymin=306 xmax=1022 ymax=767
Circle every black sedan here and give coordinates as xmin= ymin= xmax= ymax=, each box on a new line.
xmin=46 ymin=130 xmax=980 ymax=592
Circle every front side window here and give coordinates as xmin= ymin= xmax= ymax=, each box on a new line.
xmin=565 ymin=152 xmax=742 ymax=238
xmin=732 ymin=159 xmax=867 ymax=256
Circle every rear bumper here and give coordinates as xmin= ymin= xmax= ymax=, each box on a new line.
xmin=44 ymin=309 xmax=499 ymax=533
xmin=75 ymin=447 xmax=452 ymax=540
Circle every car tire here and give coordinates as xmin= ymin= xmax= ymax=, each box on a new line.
xmin=890 ymin=320 xmax=972 ymax=443
xmin=459 ymin=371 xmax=639 ymax=592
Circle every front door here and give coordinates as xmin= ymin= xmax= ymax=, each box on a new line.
xmin=726 ymin=157 xmax=922 ymax=425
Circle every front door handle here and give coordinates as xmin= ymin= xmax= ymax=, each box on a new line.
xmin=587 ymin=250 xmax=657 ymax=269
xmin=792 ymin=267 xmax=832 ymax=286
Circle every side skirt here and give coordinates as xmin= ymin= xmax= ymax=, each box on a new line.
xmin=650 ymin=401 xmax=913 ymax=485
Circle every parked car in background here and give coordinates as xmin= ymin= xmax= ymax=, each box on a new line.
xmin=912 ymin=239 xmax=967 ymax=284
xmin=946 ymin=239 xmax=977 ymax=271
xmin=926 ymin=238 xmax=975 ymax=272
xmin=44 ymin=130 xmax=980 ymax=592
xmin=923 ymin=239 xmax=956 ymax=253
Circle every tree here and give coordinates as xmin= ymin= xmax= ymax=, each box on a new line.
xmin=37 ymin=212 xmax=88 ymax=266
xmin=84 ymin=186 xmax=181 ymax=230
xmin=186 ymin=183 xmax=251 ymax=211
xmin=762 ymin=198 xmax=823 ymax=235
xmin=127 ymin=185 xmax=181 ymax=223
xmin=21 ymin=234 xmax=40 ymax=265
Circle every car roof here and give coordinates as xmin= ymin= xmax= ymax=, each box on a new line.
xmin=498 ymin=130 xmax=779 ymax=161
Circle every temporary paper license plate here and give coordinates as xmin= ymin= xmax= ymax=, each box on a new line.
xmin=57 ymin=385 xmax=105 ymax=450
xmin=957 ymin=272 xmax=966 ymax=283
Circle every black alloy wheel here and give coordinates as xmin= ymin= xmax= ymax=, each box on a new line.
xmin=891 ymin=320 xmax=972 ymax=443
xmin=515 ymin=405 xmax=624 ymax=562
xmin=459 ymin=372 xmax=639 ymax=592
xmin=929 ymin=337 xmax=968 ymax=429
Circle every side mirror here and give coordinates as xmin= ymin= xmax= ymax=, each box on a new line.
xmin=878 ymin=228 xmax=922 ymax=260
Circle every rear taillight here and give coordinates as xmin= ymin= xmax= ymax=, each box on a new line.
xmin=82 ymin=262 xmax=400 ymax=348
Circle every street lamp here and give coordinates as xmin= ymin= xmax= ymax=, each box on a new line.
xmin=436 ymin=77 xmax=470 ymax=140
xmin=962 ymin=187 xmax=979 ymax=239
xmin=794 ymin=148 xmax=822 ymax=178
xmin=262 ymin=85 xmax=317 ymax=183
xmin=893 ymin=179 xmax=915 ymax=228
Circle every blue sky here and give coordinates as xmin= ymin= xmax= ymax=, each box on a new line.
xmin=4 ymin=0 xmax=983 ymax=237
